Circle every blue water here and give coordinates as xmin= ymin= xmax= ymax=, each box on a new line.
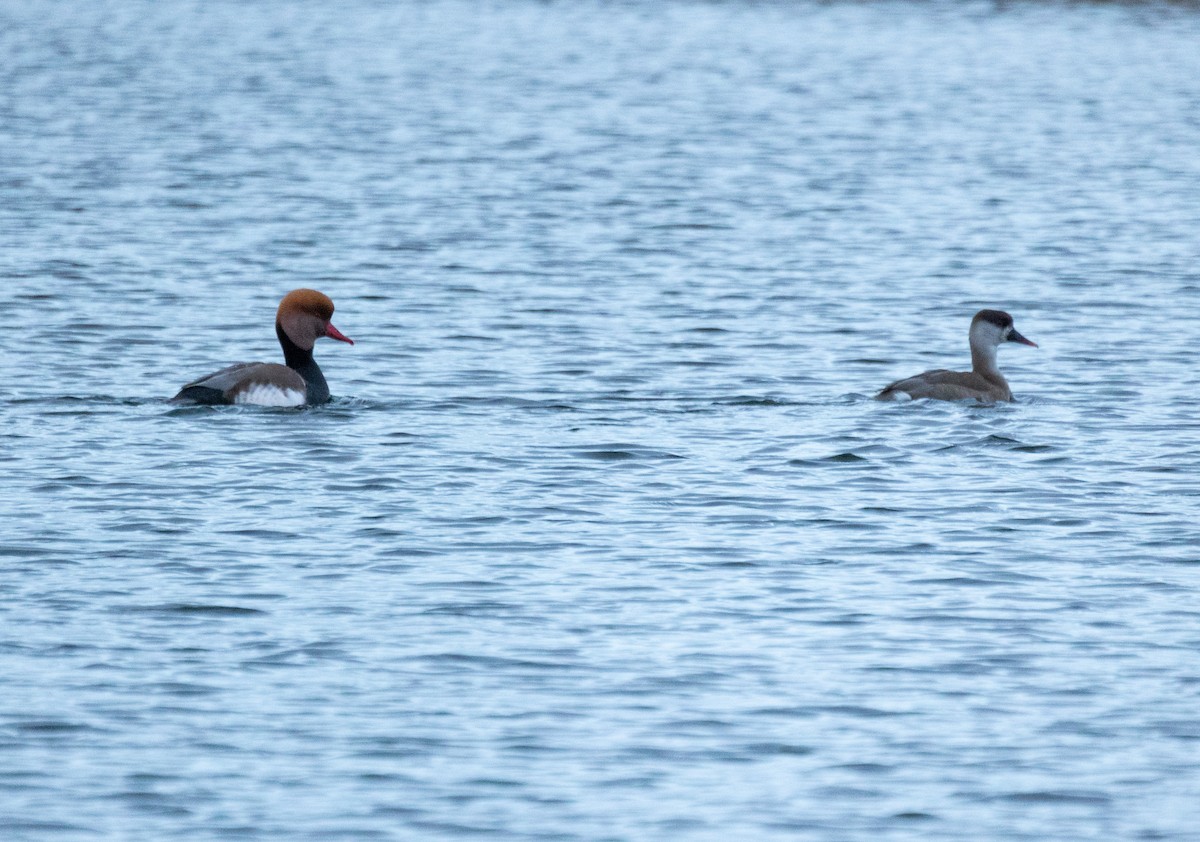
xmin=3 ymin=1 xmax=1200 ymax=839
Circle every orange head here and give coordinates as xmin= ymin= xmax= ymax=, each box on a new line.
xmin=276 ymin=289 xmax=354 ymax=350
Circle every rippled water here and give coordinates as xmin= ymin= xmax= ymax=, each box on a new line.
xmin=4 ymin=1 xmax=1200 ymax=839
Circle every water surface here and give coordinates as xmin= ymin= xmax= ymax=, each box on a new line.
xmin=3 ymin=1 xmax=1200 ymax=839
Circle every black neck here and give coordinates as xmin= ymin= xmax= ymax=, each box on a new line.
xmin=277 ymin=322 xmax=330 ymax=404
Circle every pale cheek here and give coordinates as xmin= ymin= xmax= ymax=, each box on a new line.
xmin=985 ymin=327 xmax=1005 ymax=345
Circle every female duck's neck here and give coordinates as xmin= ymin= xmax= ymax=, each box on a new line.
xmin=277 ymin=323 xmax=330 ymax=403
xmin=970 ymin=343 xmax=1003 ymax=382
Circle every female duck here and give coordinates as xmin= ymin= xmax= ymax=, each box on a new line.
xmin=877 ymin=309 xmax=1036 ymax=402
xmin=172 ymin=289 xmax=354 ymax=406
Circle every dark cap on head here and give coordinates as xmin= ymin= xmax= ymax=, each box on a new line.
xmin=972 ymin=309 xmax=1014 ymax=329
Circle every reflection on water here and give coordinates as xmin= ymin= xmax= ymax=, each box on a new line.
xmin=3 ymin=1 xmax=1200 ymax=839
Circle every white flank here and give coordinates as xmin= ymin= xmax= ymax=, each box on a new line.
xmin=235 ymin=382 xmax=307 ymax=407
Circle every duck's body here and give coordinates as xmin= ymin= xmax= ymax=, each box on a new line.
xmin=877 ymin=368 xmax=1014 ymax=403
xmin=173 ymin=362 xmax=311 ymax=406
xmin=877 ymin=309 xmax=1036 ymax=403
xmin=172 ymin=289 xmax=353 ymax=406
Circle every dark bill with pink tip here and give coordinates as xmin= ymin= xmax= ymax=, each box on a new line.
xmin=1008 ymin=329 xmax=1037 ymax=347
